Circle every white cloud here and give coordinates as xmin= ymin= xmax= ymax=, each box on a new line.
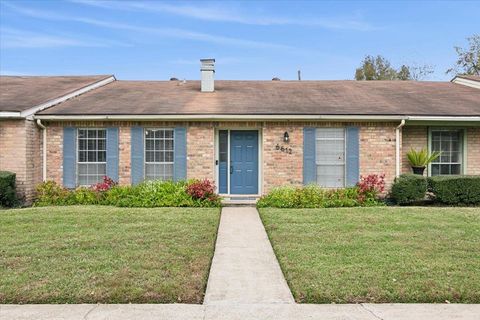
xmin=0 ymin=28 xmax=119 ymax=48
xmin=3 ymin=2 xmax=295 ymax=50
xmin=70 ymin=0 xmax=375 ymax=31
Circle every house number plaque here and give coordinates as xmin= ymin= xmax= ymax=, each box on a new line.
xmin=275 ymin=144 xmax=292 ymax=154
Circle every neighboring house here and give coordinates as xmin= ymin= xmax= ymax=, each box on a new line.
xmin=1 ymin=60 xmax=479 ymax=203
xmin=0 ymin=75 xmax=115 ymax=202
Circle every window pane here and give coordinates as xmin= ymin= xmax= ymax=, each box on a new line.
xmin=144 ymin=129 xmax=175 ymax=180
xmin=98 ymin=151 xmax=106 ymax=162
xmin=316 ymin=140 xmax=344 ymax=163
xmin=316 ymin=128 xmax=345 ymax=187
xmin=165 ymin=130 xmax=173 ymax=139
xmin=317 ymin=165 xmax=344 ymax=188
xmin=431 ymin=130 xmax=463 ymax=176
xmin=77 ymin=129 xmax=107 ymax=185
xmin=165 ymin=151 xmax=174 ymax=162
xmin=451 ymin=164 xmax=461 ymax=175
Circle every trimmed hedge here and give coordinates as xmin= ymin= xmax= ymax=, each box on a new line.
xmin=428 ymin=175 xmax=480 ymax=205
xmin=35 ymin=179 xmax=221 ymax=208
xmin=0 ymin=171 xmax=17 ymax=207
xmin=390 ymin=174 xmax=428 ymax=205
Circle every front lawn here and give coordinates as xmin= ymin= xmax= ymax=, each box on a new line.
xmin=259 ymin=207 xmax=480 ymax=303
xmin=0 ymin=206 xmax=220 ymax=304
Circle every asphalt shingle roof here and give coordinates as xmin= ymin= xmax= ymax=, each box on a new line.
xmin=38 ymin=80 xmax=480 ymax=116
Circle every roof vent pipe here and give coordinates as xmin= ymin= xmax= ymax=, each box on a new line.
xmin=200 ymin=58 xmax=215 ymax=92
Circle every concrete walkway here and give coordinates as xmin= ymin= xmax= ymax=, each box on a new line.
xmin=2 ymin=207 xmax=479 ymax=319
xmin=204 ymin=206 xmax=295 ymax=305
xmin=2 ymin=303 xmax=480 ymax=319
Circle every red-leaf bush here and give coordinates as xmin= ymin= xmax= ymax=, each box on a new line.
xmin=91 ymin=176 xmax=117 ymax=192
xmin=357 ymin=173 xmax=385 ymax=203
xmin=186 ymin=179 xmax=219 ymax=202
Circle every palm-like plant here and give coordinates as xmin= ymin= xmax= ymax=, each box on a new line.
xmin=407 ymin=148 xmax=441 ymax=167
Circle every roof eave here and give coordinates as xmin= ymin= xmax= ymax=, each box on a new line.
xmin=34 ymin=114 xmax=480 ymax=122
xmin=0 ymin=111 xmax=23 ymax=119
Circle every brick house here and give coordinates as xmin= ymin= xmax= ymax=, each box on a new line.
xmin=1 ymin=60 xmax=479 ymax=203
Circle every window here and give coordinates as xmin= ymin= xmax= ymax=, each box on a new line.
xmin=77 ymin=129 xmax=106 ymax=185
xmin=145 ymin=129 xmax=174 ymax=180
xmin=430 ymin=129 xmax=463 ymax=175
xmin=316 ymin=128 xmax=345 ymax=188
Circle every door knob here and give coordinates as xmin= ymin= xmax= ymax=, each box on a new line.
xmin=230 ymin=166 xmax=233 ymax=174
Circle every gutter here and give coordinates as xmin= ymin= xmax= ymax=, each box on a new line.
xmin=34 ymin=114 xmax=480 ymax=122
xmin=33 ymin=114 xmax=408 ymax=121
xmin=0 ymin=111 xmax=22 ymax=119
xmin=395 ymin=119 xmax=406 ymax=178
xmin=36 ymin=119 xmax=47 ymax=182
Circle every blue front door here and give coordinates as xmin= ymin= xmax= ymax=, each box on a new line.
xmin=230 ymin=130 xmax=259 ymax=194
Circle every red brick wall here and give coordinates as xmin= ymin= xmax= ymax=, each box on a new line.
xmin=0 ymin=119 xmax=43 ymax=203
xmin=41 ymin=121 xmax=479 ymax=196
xmin=467 ymin=127 xmax=480 ymax=175
xmin=359 ymin=123 xmax=397 ymax=189
xmin=401 ymin=126 xmax=428 ymax=175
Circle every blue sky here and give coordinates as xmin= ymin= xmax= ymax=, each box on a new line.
xmin=0 ymin=0 xmax=478 ymax=81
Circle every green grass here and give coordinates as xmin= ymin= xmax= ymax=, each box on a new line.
xmin=0 ymin=206 xmax=220 ymax=304
xmin=259 ymin=207 xmax=480 ymax=303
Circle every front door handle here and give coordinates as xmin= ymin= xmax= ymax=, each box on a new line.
xmin=230 ymin=166 xmax=233 ymax=174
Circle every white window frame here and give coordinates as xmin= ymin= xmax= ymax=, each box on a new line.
xmin=144 ymin=128 xmax=175 ymax=181
xmin=428 ymin=128 xmax=466 ymax=176
xmin=76 ymin=128 xmax=107 ymax=186
xmin=315 ymin=128 xmax=346 ymax=188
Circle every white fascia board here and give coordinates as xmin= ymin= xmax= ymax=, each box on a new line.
xmin=34 ymin=114 xmax=480 ymax=123
xmin=34 ymin=114 xmax=408 ymax=121
xmin=0 ymin=112 xmax=22 ymax=119
xmin=451 ymin=77 xmax=480 ymax=89
xmin=407 ymin=116 xmax=480 ymax=122
xmin=21 ymin=76 xmax=116 ymax=119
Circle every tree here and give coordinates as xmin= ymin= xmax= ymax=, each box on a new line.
xmin=355 ymin=55 xmax=434 ymax=81
xmin=408 ymin=64 xmax=435 ymax=81
xmin=446 ymin=34 xmax=480 ymax=76
xmin=355 ymin=55 xmax=397 ymax=80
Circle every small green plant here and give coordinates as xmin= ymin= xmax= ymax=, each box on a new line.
xmin=390 ymin=174 xmax=428 ymax=205
xmin=0 ymin=171 xmax=17 ymax=207
xmin=407 ymin=148 xmax=440 ymax=167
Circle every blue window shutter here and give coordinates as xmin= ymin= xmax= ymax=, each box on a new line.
xmin=303 ymin=127 xmax=316 ymax=185
xmin=63 ymin=127 xmax=76 ymax=188
xmin=346 ymin=126 xmax=360 ymax=187
xmin=131 ymin=127 xmax=144 ymax=185
xmin=106 ymin=127 xmax=119 ymax=182
xmin=174 ymin=127 xmax=187 ymax=181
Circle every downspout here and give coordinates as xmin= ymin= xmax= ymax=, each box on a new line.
xmin=395 ymin=119 xmax=406 ymax=177
xmin=36 ymin=119 xmax=47 ymax=182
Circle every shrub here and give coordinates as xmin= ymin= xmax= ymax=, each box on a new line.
xmin=35 ymin=181 xmax=72 ymax=206
xmin=390 ymin=174 xmax=428 ymax=205
xmin=91 ymin=176 xmax=117 ymax=192
xmin=186 ymin=179 xmax=219 ymax=201
xmin=357 ymin=174 xmax=385 ymax=203
xmin=257 ymin=184 xmax=383 ymax=208
xmin=428 ymin=175 xmax=480 ymax=205
xmin=0 ymin=171 xmax=17 ymax=207
xmin=35 ymin=179 xmax=221 ymax=208
xmin=257 ymin=186 xmax=299 ymax=208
